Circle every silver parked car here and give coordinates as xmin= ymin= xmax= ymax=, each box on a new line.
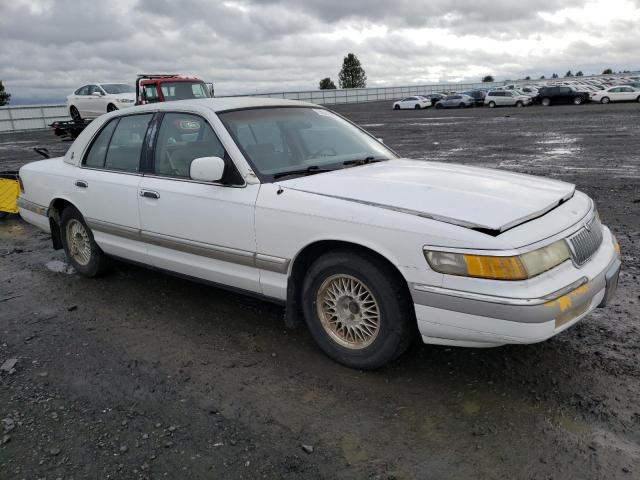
xmin=484 ymin=90 xmax=532 ymax=108
xmin=434 ymin=94 xmax=474 ymax=109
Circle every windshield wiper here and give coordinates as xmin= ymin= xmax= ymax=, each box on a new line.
xmin=342 ymin=156 xmax=384 ymax=166
xmin=272 ymin=165 xmax=334 ymax=180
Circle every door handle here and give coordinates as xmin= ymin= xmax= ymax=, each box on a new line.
xmin=140 ymin=190 xmax=160 ymax=199
xmin=75 ymin=180 xmax=88 ymax=188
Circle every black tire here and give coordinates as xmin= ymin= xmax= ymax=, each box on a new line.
xmin=301 ymin=249 xmax=416 ymax=369
xmin=393 ymin=104 xmax=400 ymax=110
xmin=488 ymin=101 xmax=496 ymax=108
xmin=600 ymin=97 xmax=610 ymax=104
xmin=107 ymin=103 xmax=118 ymax=112
xmin=573 ymin=96 xmax=583 ymax=105
xmin=414 ymin=104 xmax=421 ymax=109
xmin=60 ymin=206 xmax=110 ymax=277
xmin=458 ymin=102 xmax=465 ymax=108
xmin=636 ymin=96 xmax=640 ymax=103
xmin=0 ymin=211 xmax=9 ymax=219
xmin=541 ymin=97 xmax=551 ymax=106
xmin=69 ymin=106 xmax=82 ymax=122
xmin=435 ymin=103 xmax=443 ymax=109
xmin=515 ymin=101 xmax=523 ymax=108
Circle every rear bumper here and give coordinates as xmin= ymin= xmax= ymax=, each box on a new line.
xmin=411 ymin=231 xmax=621 ymax=348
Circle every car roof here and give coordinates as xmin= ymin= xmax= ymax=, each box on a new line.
xmin=126 ymin=97 xmax=319 ymax=114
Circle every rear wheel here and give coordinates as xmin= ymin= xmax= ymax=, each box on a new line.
xmin=302 ymin=250 xmax=416 ymax=369
xmin=488 ymin=101 xmax=496 ymax=108
xmin=458 ymin=102 xmax=465 ymax=108
xmin=69 ymin=106 xmax=82 ymax=122
xmin=636 ymin=96 xmax=640 ymax=103
xmin=515 ymin=100 xmax=523 ymax=107
xmin=107 ymin=103 xmax=118 ymax=112
xmin=573 ymin=96 xmax=583 ymax=105
xmin=60 ymin=206 xmax=110 ymax=277
xmin=414 ymin=104 xmax=421 ymax=109
xmin=541 ymin=97 xmax=551 ymax=106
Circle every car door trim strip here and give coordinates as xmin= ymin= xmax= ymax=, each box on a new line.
xmin=86 ymin=217 xmax=290 ymax=274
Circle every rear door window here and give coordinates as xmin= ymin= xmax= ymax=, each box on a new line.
xmin=103 ymin=114 xmax=153 ymax=172
xmin=84 ymin=119 xmax=118 ymax=168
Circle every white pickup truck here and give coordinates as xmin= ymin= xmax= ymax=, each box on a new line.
xmin=18 ymin=97 xmax=621 ymax=369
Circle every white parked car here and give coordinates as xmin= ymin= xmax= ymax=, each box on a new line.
xmin=590 ymin=86 xmax=640 ymax=104
xmin=393 ymin=96 xmax=431 ymax=110
xmin=66 ymin=83 xmax=136 ymax=121
xmin=485 ymin=90 xmax=532 ymax=107
xmin=17 ymin=98 xmax=621 ymax=369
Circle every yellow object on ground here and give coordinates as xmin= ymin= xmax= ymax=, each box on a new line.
xmin=0 ymin=177 xmax=20 ymax=214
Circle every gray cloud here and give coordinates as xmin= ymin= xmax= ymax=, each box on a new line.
xmin=1 ymin=0 xmax=638 ymax=103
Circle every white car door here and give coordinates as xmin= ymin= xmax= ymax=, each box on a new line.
xmin=74 ymin=85 xmax=91 ymax=117
xmin=137 ymin=111 xmax=261 ymax=293
xmin=73 ymin=113 xmax=152 ymax=263
xmin=620 ymin=86 xmax=637 ymax=101
xmin=86 ymin=85 xmax=106 ymax=116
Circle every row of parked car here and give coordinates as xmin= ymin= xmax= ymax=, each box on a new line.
xmin=392 ymin=76 xmax=640 ymax=110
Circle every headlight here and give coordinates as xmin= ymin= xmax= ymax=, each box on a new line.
xmin=424 ymin=239 xmax=571 ymax=280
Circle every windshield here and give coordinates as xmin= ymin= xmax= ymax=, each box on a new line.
xmin=160 ymin=82 xmax=210 ymax=100
xmin=219 ymin=107 xmax=398 ymax=182
xmin=101 ymin=84 xmax=134 ymax=94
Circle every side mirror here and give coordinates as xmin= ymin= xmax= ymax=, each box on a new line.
xmin=190 ymin=156 xmax=225 ymax=182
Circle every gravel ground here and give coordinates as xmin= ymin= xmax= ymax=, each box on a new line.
xmin=0 ymin=101 xmax=639 ymax=479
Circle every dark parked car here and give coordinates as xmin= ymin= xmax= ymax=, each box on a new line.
xmin=536 ymin=86 xmax=591 ymax=106
xmin=420 ymin=93 xmax=446 ymax=106
xmin=462 ymin=90 xmax=486 ymax=106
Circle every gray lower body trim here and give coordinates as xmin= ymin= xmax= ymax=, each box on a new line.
xmin=17 ymin=197 xmax=47 ymax=216
xmin=86 ymin=217 xmax=290 ymax=274
xmin=410 ymin=259 xmax=618 ymax=324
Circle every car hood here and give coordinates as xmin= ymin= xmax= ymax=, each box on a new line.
xmin=278 ymin=159 xmax=575 ymax=234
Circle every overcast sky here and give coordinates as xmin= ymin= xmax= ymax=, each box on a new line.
xmin=1 ymin=0 xmax=639 ymax=103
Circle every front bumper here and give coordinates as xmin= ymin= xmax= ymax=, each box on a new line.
xmin=411 ymin=229 xmax=621 ymax=347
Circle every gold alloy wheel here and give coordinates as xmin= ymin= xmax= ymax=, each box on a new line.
xmin=316 ymin=274 xmax=380 ymax=349
xmin=66 ymin=219 xmax=91 ymax=266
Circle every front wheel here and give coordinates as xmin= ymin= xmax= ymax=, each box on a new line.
xmin=414 ymin=104 xmax=421 ymax=109
xmin=515 ymin=101 xmax=523 ymax=107
xmin=435 ymin=103 xmax=443 ymax=109
xmin=573 ymin=96 xmax=583 ymax=105
xmin=393 ymin=104 xmax=400 ymax=110
xmin=488 ymin=101 xmax=496 ymax=108
xmin=600 ymin=97 xmax=610 ymax=104
xmin=60 ymin=206 xmax=110 ymax=277
xmin=541 ymin=97 xmax=551 ymax=106
xmin=107 ymin=104 xmax=118 ymax=112
xmin=302 ymin=250 xmax=416 ymax=369
xmin=636 ymin=96 xmax=640 ymax=103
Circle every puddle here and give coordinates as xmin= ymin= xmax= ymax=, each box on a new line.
xmin=45 ymin=260 xmax=75 ymax=274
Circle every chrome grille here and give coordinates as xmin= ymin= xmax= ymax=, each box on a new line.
xmin=567 ymin=216 xmax=603 ymax=266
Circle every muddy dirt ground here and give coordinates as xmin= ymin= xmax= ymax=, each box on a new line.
xmin=0 ymin=102 xmax=638 ymax=479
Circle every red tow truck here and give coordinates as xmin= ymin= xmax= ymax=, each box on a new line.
xmin=135 ymin=74 xmax=214 ymax=105
xmin=52 ymin=74 xmax=214 ymax=139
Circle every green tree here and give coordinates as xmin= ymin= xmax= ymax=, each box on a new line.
xmin=602 ymin=68 xmax=613 ymax=74
xmin=565 ymin=70 xmax=573 ymax=77
xmin=0 ymin=81 xmax=10 ymax=106
xmin=551 ymin=73 xmax=559 ymax=78
xmin=539 ymin=75 xmax=546 ymax=79
xmin=576 ymin=71 xmax=584 ymax=76
xmin=482 ymin=75 xmax=494 ymax=82
xmin=524 ymin=76 xmax=531 ymax=80
xmin=319 ymin=77 xmax=337 ymax=90
xmin=338 ymin=53 xmax=367 ymax=89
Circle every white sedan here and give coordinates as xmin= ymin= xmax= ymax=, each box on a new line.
xmin=66 ymin=83 xmax=136 ymax=121
xmin=590 ymin=86 xmax=640 ymax=104
xmin=17 ymin=98 xmax=621 ymax=369
xmin=393 ymin=96 xmax=431 ymax=110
